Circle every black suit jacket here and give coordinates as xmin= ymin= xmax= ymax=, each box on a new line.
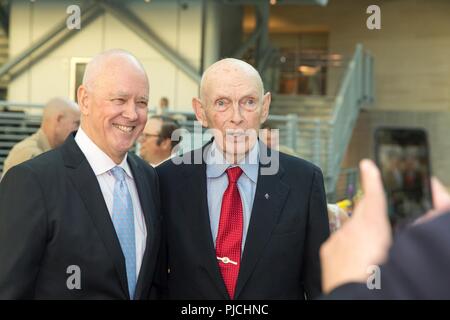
xmin=156 ymin=142 xmax=330 ymax=299
xmin=0 ymin=133 xmax=164 ymax=299
xmin=325 ymin=211 xmax=450 ymax=299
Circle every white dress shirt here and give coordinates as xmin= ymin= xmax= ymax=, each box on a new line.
xmin=75 ymin=128 xmax=147 ymax=277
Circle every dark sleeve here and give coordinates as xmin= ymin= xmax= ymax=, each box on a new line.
xmin=323 ymin=212 xmax=450 ymax=299
xmin=303 ymin=167 xmax=330 ymax=299
xmin=0 ymin=164 xmax=47 ymax=299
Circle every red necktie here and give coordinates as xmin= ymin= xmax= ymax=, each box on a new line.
xmin=216 ymin=166 xmax=243 ymax=299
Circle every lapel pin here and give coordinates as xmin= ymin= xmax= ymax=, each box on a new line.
xmin=265 ymin=193 xmax=269 ymax=199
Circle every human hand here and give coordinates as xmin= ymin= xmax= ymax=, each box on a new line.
xmin=320 ymin=159 xmax=392 ymax=294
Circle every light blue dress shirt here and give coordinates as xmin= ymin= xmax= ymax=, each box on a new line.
xmin=205 ymin=141 xmax=259 ymax=252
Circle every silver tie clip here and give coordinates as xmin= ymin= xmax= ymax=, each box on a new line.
xmin=217 ymin=256 xmax=238 ymax=265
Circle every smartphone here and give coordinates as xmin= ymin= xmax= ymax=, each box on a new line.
xmin=374 ymin=127 xmax=433 ymax=232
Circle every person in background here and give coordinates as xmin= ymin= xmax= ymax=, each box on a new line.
xmin=158 ymin=97 xmax=169 ymax=115
xmin=139 ymin=115 xmax=181 ymax=167
xmin=2 ymin=97 xmax=80 ymax=176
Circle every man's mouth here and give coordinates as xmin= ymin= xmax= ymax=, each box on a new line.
xmin=225 ymin=130 xmax=246 ymax=138
xmin=113 ymin=124 xmax=135 ymax=133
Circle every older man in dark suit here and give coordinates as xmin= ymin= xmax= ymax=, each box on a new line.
xmin=0 ymin=49 xmax=164 ymax=299
xmin=157 ymin=58 xmax=330 ymax=300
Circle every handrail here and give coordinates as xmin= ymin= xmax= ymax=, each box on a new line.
xmin=326 ymin=44 xmax=374 ymax=200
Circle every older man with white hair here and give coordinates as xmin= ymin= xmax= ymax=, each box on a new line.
xmin=157 ymin=58 xmax=329 ymax=300
xmin=0 ymin=49 xmax=164 ymax=300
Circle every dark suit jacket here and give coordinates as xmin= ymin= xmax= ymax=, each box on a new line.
xmin=325 ymin=211 xmax=450 ymax=299
xmin=156 ymin=141 xmax=330 ymax=299
xmin=0 ymin=133 xmax=165 ymax=299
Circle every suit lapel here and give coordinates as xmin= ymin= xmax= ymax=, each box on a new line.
xmin=127 ymin=154 xmax=159 ymax=300
xmin=234 ymin=149 xmax=290 ymax=299
xmin=178 ymin=147 xmax=230 ymax=299
xmin=61 ymin=134 xmax=129 ymax=298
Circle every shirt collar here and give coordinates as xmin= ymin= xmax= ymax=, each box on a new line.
xmin=206 ymin=140 xmax=259 ymax=183
xmin=74 ymin=127 xmax=133 ymax=178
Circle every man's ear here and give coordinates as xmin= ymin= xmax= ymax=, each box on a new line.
xmin=56 ymin=113 xmax=64 ymax=124
xmin=260 ymin=92 xmax=271 ymax=124
xmin=161 ymin=138 xmax=172 ymax=151
xmin=77 ymin=85 xmax=90 ymax=116
xmin=192 ymin=97 xmax=208 ymax=127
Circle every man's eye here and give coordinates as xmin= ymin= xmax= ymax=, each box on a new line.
xmin=112 ymin=98 xmax=126 ymax=104
xmin=243 ymin=98 xmax=256 ymax=108
xmin=216 ymin=100 xmax=226 ymax=107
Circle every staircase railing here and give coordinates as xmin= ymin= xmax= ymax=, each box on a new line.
xmin=326 ymin=43 xmax=374 ymax=200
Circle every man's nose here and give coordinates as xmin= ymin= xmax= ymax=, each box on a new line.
xmin=230 ymin=103 xmax=244 ymax=124
xmin=123 ymin=101 xmax=139 ymax=121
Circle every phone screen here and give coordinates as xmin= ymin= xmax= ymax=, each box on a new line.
xmin=375 ymin=128 xmax=433 ymax=231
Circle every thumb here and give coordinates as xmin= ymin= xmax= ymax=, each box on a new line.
xmin=358 ymin=159 xmax=387 ymax=222
xmin=416 ymin=177 xmax=450 ymax=225
xmin=431 ymin=177 xmax=450 ymax=211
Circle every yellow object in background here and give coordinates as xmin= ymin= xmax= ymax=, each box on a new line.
xmin=337 ymin=199 xmax=352 ymax=210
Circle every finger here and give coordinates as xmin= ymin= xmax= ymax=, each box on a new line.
xmin=359 ymin=159 xmax=386 ymax=211
xmin=431 ymin=177 xmax=450 ymax=211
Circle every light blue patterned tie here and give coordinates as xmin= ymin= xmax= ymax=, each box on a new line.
xmin=111 ymin=166 xmax=136 ymax=299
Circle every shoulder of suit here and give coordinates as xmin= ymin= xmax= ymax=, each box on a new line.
xmin=3 ymin=136 xmax=54 ymax=175
xmin=1 ymin=148 xmax=57 ymax=184
xmin=10 ymin=147 xmax=63 ymax=178
xmin=277 ymin=150 xmax=323 ymax=175
xmin=156 ymin=147 xmax=200 ymax=175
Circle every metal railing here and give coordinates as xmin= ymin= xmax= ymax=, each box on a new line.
xmin=148 ymin=110 xmax=327 ymax=161
xmin=325 ymin=44 xmax=374 ymax=200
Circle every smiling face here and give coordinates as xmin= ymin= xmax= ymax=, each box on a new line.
xmin=77 ymin=52 xmax=149 ymax=164
xmin=193 ymin=59 xmax=270 ymax=163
